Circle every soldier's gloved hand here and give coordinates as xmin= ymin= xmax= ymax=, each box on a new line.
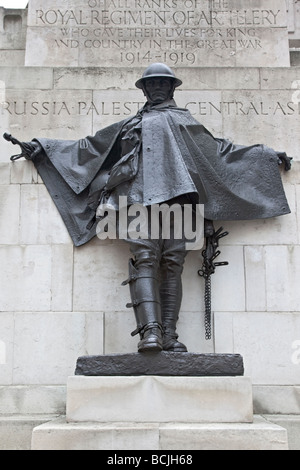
xmin=204 ymin=219 xmax=215 ymax=238
xmin=21 ymin=140 xmax=43 ymax=160
xmin=277 ymin=152 xmax=292 ymax=171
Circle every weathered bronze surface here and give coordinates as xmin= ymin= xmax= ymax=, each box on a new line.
xmin=4 ymin=63 xmax=291 ymax=355
xmin=75 ymin=352 xmax=244 ymax=377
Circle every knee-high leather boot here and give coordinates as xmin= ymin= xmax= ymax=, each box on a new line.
xmin=123 ymin=258 xmax=164 ymax=352
xmin=160 ymin=272 xmax=188 ymax=353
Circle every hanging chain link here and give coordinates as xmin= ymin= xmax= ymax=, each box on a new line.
xmin=204 ymin=275 xmax=212 ymax=340
xmin=198 ymin=225 xmax=229 ymax=340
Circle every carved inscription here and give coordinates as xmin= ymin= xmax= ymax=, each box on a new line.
xmin=31 ymin=0 xmax=286 ymax=66
xmin=1 ymin=99 xmax=299 ymax=117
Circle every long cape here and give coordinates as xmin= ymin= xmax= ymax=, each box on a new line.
xmin=32 ymin=106 xmax=290 ymax=247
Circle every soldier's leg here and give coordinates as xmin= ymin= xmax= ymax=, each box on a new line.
xmin=160 ymin=243 xmax=188 ymax=352
xmin=123 ymin=239 xmax=164 ymax=352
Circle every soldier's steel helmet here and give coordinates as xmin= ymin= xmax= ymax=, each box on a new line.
xmin=135 ymin=63 xmax=182 ymax=89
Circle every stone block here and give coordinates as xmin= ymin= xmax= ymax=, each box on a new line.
xmin=31 ymin=415 xmax=288 ymax=450
xmin=0 ymin=415 xmax=58 ymax=451
xmin=214 ymin=311 xmax=233 ymax=353
xmin=176 ymin=89 xmax=224 ymax=134
xmin=297 ymin=185 xmax=300 ymax=244
xmin=243 ymin=237 xmax=299 ymax=315
xmin=253 ymin=386 xmax=300 ymax=415
xmin=51 ymin=245 xmax=73 ymax=311
xmin=214 ymin=312 xmax=300 ymax=386
xmin=0 ymin=51 xmax=25 ymax=66
xmin=260 ymin=67 xmax=300 ymax=90
xmin=12 ymin=312 xmax=104 ymax=385
xmin=0 ymin=185 xmax=20 ymax=244
xmin=53 ymin=67 xmax=261 ymax=91
xmin=209 ymin=245 xmax=245 ymax=312
xmin=0 ymin=243 xmax=74 ymax=314
xmin=0 ymin=163 xmax=10 ymax=184
xmin=20 ymin=184 xmax=71 ymax=245
xmin=32 ymin=417 xmax=160 ymax=451
xmin=25 ymin=26 xmax=80 ymax=67
xmin=0 ymin=66 xmax=53 ymax=90
xmin=0 ymin=245 xmax=52 ymax=312
xmin=10 ymin=160 xmax=39 ymax=184
xmin=244 ymin=246 xmax=266 ymax=312
xmin=158 ymin=416 xmax=288 ymax=450
xmin=176 ymin=311 xmax=214 ymax=354
xmin=104 ymin=310 xmax=139 ymax=355
xmin=73 ymin=240 xmax=130 ymax=312
xmin=0 ymin=141 xmax=13 ymax=164
xmin=234 ymin=27 xmax=290 ymax=67
xmin=281 ymin=161 xmax=300 ymax=185
xmin=172 ymin=67 xmax=261 ymax=91
xmin=66 ymin=375 xmax=253 ymax=423
xmin=53 ymin=67 xmax=140 ymax=91
xmin=265 ymin=414 xmax=300 ymax=451
xmin=221 ymin=89 xmax=300 ymax=157
xmin=0 ymin=88 xmax=94 ymax=143
xmin=218 ymin=187 xmax=296 ymax=246
xmin=0 ymin=385 xmax=66 ymax=414
xmin=266 ymin=245 xmax=300 ymax=311
xmin=0 ymin=313 xmax=14 ymax=385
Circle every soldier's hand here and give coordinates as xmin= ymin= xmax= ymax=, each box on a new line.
xmin=277 ymin=152 xmax=292 ymax=171
xmin=204 ymin=219 xmax=215 ymax=238
xmin=22 ymin=140 xmax=43 ymax=160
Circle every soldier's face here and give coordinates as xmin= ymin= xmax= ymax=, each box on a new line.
xmin=143 ymin=78 xmax=173 ymax=104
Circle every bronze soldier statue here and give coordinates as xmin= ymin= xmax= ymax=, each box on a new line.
xmin=4 ymin=63 xmax=291 ymax=353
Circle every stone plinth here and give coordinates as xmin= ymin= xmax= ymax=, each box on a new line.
xmin=66 ymin=375 xmax=253 ymax=423
xmin=31 ymin=415 xmax=289 ymax=450
xmin=75 ymin=352 xmax=244 ymax=376
xmin=30 ymin=366 xmax=290 ymax=450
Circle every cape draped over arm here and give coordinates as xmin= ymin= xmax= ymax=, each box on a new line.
xmin=32 ymin=108 xmax=290 ymax=247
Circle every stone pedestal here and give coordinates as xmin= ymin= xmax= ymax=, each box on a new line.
xmin=66 ymin=375 xmax=253 ymax=424
xmin=31 ymin=354 xmax=289 ymax=450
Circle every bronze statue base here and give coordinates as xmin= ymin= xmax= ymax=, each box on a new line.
xmin=75 ymin=352 xmax=244 ymax=377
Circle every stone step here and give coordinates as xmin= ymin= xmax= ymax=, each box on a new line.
xmin=31 ymin=415 xmax=288 ymax=450
xmin=0 ymin=415 xmax=59 ymax=450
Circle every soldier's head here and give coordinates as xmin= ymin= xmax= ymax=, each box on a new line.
xmin=135 ymin=63 xmax=182 ymax=104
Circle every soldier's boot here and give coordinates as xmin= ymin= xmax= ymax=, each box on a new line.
xmin=123 ymin=258 xmax=163 ymax=352
xmin=160 ymin=274 xmax=188 ymax=353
